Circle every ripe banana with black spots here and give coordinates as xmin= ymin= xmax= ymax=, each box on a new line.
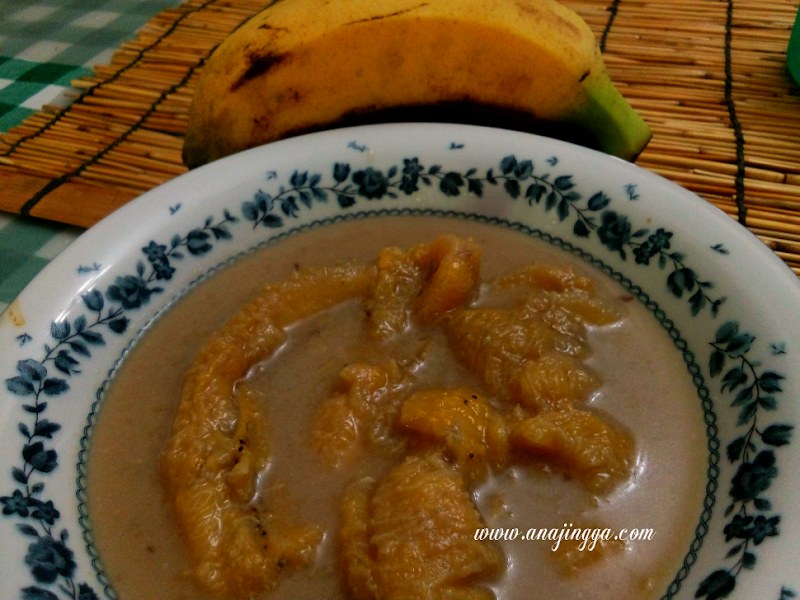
xmin=183 ymin=0 xmax=651 ymax=168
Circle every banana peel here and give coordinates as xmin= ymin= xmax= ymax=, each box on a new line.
xmin=183 ymin=0 xmax=652 ymax=168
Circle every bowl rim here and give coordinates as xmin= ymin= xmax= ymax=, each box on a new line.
xmin=2 ymin=123 xmax=798 ymax=600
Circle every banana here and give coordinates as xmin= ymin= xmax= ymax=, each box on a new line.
xmin=183 ymin=0 xmax=651 ymax=168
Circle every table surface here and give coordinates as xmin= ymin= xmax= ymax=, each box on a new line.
xmin=0 ymin=0 xmax=181 ymax=315
xmin=1 ymin=0 xmax=798 ymax=316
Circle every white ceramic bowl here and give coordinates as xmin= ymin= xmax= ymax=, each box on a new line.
xmin=1 ymin=124 xmax=798 ymax=600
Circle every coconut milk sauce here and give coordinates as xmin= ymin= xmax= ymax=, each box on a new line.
xmin=86 ymin=217 xmax=706 ymax=600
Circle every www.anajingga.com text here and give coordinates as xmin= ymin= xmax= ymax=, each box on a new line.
xmin=474 ymin=524 xmax=655 ymax=551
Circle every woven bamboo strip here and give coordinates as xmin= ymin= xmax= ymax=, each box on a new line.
xmin=593 ymin=0 xmax=800 ymax=261
xmin=69 ymin=176 xmax=145 ymax=197
xmin=751 ymin=228 xmax=800 ymax=244
xmin=0 ymin=0 xmax=269 ymax=219
xmin=638 ymin=153 xmax=797 ymax=185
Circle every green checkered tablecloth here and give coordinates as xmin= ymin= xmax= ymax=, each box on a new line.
xmin=0 ymin=212 xmax=79 ymax=314
xmin=0 ymin=0 xmax=183 ymax=315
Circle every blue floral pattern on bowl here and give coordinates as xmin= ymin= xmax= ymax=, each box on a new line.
xmin=1 ymin=124 xmax=798 ymax=600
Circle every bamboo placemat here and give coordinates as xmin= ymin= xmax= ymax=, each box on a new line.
xmin=1 ymin=0 xmax=799 ymax=273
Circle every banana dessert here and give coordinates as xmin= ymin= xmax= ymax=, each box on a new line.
xmin=183 ymin=0 xmax=652 ymax=167
xmin=86 ymin=218 xmax=705 ymax=600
